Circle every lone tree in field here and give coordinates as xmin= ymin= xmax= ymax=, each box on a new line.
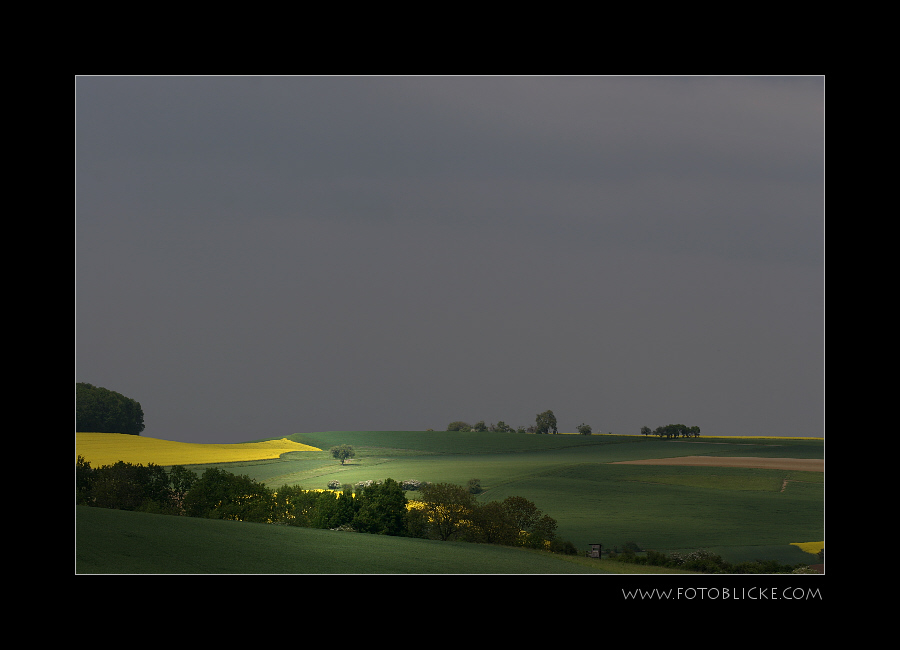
xmin=576 ymin=423 xmax=592 ymax=435
xmin=534 ymin=410 xmax=558 ymax=434
xmin=330 ymin=445 xmax=355 ymax=465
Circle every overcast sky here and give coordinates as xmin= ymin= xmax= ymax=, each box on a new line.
xmin=75 ymin=76 xmax=824 ymax=443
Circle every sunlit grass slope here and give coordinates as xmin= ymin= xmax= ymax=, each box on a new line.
xmin=76 ymin=432 xmax=321 ymax=467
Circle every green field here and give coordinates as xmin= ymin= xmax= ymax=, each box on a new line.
xmin=76 ymin=505 xmax=628 ymax=574
xmin=76 ymin=431 xmax=824 ymax=573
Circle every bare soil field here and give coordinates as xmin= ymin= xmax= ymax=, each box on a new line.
xmin=611 ymin=456 xmax=824 ymax=472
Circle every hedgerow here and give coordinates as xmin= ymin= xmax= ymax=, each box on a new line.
xmin=612 ymin=545 xmax=815 ymax=574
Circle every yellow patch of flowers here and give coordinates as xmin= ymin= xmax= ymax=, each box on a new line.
xmin=76 ymin=432 xmax=321 ymax=466
xmin=790 ymin=541 xmax=824 ymax=556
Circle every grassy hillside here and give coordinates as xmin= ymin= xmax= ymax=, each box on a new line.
xmin=189 ymin=432 xmax=823 ymax=558
xmin=76 ymin=505 xmax=625 ymax=574
xmin=75 ymin=430 xmax=824 ymax=572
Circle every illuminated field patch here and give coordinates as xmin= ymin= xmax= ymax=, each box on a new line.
xmin=76 ymin=432 xmax=321 ymax=466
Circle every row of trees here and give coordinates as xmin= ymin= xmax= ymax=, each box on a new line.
xmin=76 ymin=456 xmax=195 ymax=512
xmin=75 ymin=457 xmax=578 ymax=554
xmin=640 ymin=424 xmax=701 ymax=439
xmin=447 ymin=420 xmax=520 ymax=432
xmin=76 ymin=383 xmax=145 ymax=436
xmin=446 ymin=410 xmax=593 ymax=435
xmin=612 ymin=545 xmax=818 ymax=574
xmin=407 ymin=485 xmax=571 ymax=551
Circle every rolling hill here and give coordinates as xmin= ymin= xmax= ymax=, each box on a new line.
xmin=75 ymin=430 xmax=824 ymax=573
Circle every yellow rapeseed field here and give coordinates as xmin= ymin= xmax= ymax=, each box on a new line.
xmin=76 ymin=432 xmax=321 ymax=467
xmin=791 ymin=541 xmax=825 ymax=556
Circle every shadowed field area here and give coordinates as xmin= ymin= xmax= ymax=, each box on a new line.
xmin=611 ymin=456 xmax=824 ymax=471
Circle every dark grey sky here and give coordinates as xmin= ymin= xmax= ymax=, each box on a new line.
xmin=76 ymin=76 xmax=824 ymax=443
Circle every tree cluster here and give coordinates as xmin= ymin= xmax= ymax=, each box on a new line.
xmin=446 ymin=409 xmax=586 ymax=435
xmin=407 ymin=483 xmax=575 ymax=552
xmin=76 ymin=382 xmax=145 ymax=436
xmin=446 ymin=420 xmax=521 ymax=432
xmin=640 ymin=423 xmax=701 ymax=439
xmin=76 ymin=455 xmax=195 ymax=514
xmin=76 ymin=457 xmax=578 ymax=555
xmin=76 ymin=455 xmax=409 ymax=531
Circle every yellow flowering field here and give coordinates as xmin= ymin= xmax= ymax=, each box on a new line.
xmin=76 ymin=432 xmax=321 ymax=467
xmin=791 ymin=541 xmax=824 ymax=556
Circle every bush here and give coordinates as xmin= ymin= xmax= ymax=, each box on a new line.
xmin=645 ymin=550 xmax=670 ymax=567
xmin=550 ymin=539 xmax=578 ymax=555
xmin=614 ymin=548 xmax=669 ymax=566
xmin=792 ymin=565 xmax=820 ymax=574
xmin=614 ymin=547 xmax=811 ymax=574
xmin=669 ymin=549 xmax=727 ymax=572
